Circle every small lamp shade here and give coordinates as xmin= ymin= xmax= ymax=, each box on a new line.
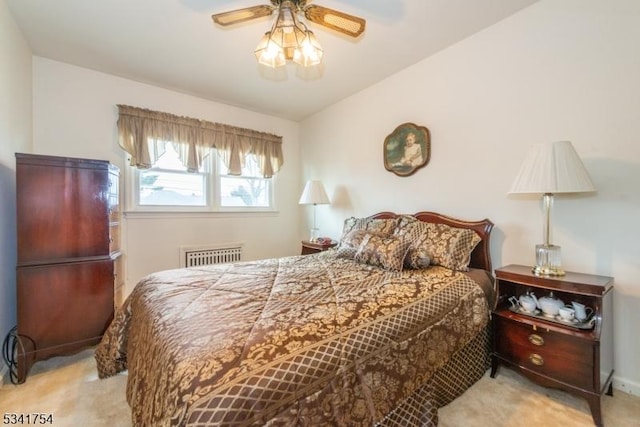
xmin=509 ymin=141 xmax=595 ymax=194
xmin=299 ymin=180 xmax=330 ymax=205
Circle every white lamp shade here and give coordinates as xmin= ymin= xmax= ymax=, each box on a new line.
xmin=299 ymin=180 xmax=330 ymax=205
xmin=509 ymin=141 xmax=596 ymax=194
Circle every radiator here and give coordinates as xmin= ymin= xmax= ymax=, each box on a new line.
xmin=179 ymin=244 xmax=243 ymax=268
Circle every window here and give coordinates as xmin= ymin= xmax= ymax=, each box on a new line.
xmin=219 ymin=155 xmax=271 ymax=208
xmin=117 ymin=106 xmax=283 ymax=213
xmin=130 ymin=144 xmax=274 ymax=212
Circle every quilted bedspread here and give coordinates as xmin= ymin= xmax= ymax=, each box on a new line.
xmin=95 ymin=251 xmax=490 ymax=426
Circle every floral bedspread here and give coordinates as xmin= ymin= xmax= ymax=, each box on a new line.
xmin=95 ymin=252 xmax=490 ymax=426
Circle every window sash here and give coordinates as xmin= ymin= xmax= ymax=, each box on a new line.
xmin=126 ymin=149 xmax=274 ymax=212
xmin=138 ymin=168 xmax=208 ymax=207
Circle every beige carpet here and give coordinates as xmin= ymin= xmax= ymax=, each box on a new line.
xmin=1 ymin=349 xmax=638 ymax=426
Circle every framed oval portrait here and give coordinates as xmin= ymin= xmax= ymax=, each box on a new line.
xmin=383 ymin=123 xmax=431 ymax=177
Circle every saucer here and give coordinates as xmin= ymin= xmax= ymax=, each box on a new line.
xmin=519 ymin=308 xmax=540 ymax=315
xmin=555 ymin=315 xmax=578 ymax=324
xmin=542 ymin=312 xmax=557 ymax=319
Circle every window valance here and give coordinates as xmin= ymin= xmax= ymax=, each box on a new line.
xmin=117 ymin=105 xmax=284 ymax=177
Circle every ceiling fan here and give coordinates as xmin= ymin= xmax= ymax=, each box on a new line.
xmin=212 ymin=0 xmax=366 ymax=67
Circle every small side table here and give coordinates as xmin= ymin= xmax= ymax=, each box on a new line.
xmin=491 ymin=264 xmax=614 ymax=426
xmin=301 ymin=240 xmax=337 ymax=255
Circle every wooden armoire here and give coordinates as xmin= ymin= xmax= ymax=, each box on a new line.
xmin=15 ymin=153 xmax=122 ymax=383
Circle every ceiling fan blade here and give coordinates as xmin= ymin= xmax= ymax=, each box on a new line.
xmin=303 ymin=5 xmax=365 ymax=37
xmin=212 ymin=5 xmax=274 ymax=26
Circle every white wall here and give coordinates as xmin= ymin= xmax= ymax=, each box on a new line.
xmin=32 ymin=58 xmax=302 ymax=293
xmin=300 ymin=0 xmax=640 ymax=393
xmin=0 ymin=0 xmax=32 ymax=342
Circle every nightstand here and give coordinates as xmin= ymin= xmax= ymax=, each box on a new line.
xmin=301 ymin=240 xmax=337 ymax=255
xmin=491 ymin=264 xmax=614 ymax=427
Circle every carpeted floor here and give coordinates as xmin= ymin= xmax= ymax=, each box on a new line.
xmin=1 ymin=349 xmax=638 ymax=426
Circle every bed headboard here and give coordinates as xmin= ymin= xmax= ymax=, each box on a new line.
xmin=370 ymin=211 xmax=494 ymax=273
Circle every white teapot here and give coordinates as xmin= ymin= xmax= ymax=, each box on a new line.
xmin=509 ymin=292 xmax=538 ymax=313
xmin=518 ymin=293 xmax=538 ymax=313
xmin=538 ymin=292 xmax=564 ymax=317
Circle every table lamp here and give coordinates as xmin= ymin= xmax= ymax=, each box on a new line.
xmin=299 ymin=180 xmax=330 ymax=242
xmin=509 ymin=141 xmax=596 ymax=276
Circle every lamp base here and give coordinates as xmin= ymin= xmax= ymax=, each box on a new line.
xmin=533 ymin=244 xmax=565 ymax=276
xmin=309 ymin=228 xmax=319 ymax=243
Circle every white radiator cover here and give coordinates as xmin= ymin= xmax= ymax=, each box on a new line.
xmin=179 ymin=243 xmax=243 ymax=268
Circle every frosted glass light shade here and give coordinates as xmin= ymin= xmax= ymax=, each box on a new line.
xmin=293 ymin=31 xmax=323 ymax=67
xmin=255 ymin=32 xmax=286 ymax=67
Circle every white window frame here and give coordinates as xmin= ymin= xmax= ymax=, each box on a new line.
xmin=124 ymin=149 xmax=276 ymax=214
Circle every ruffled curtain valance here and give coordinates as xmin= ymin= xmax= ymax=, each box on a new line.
xmin=117 ymin=105 xmax=284 ymax=178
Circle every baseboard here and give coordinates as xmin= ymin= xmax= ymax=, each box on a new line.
xmin=613 ymin=374 xmax=640 ymax=396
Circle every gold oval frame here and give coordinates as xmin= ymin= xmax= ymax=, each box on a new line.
xmin=383 ymin=122 xmax=431 ymax=177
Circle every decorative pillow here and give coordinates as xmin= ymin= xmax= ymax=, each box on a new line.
xmin=362 ymin=218 xmax=399 ymax=234
xmin=339 ymin=216 xmax=399 ymax=242
xmin=409 ymin=247 xmax=432 ymax=269
xmin=424 ymin=223 xmax=482 ymax=271
xmin=336 ymin=229 xmax=373 ymax=259
xmin=393 ymin=220 xmax=432 ymax=269
xmin=354 ymin=233 xmax=410 ymax=271
xmin=395 ymin=214 xmax=419 ymax=231
xmin=339 ymin=217 xmax=359 ymax=241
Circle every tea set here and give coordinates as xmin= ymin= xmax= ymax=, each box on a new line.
xmin=509 ymin=291 xmax=593 ymax=324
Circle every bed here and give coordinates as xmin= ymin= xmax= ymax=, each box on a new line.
xmin=95 ymin=211 xmax=494 ymax=427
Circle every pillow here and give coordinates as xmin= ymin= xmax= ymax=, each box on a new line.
xmin=336 ymin=229 xmax=370 ymax=259
xmin=354 ymin=233 xmax=410 ymax=271
xmin=339 ymin=217 xmax=359 ymax=241
xmin=362 ymin=218 xmax=399 ymax=234
xmin=339 ymin=216 xmax=399 ymax=242
xmin=395 ymin=214 xmax=419 ymax=231
xmin=393 ymin=220 xmax=481 ymax=271
xmin=393 ymin=220 xmax=432 ymax=269
xmin=423 ymin=223 xmax=481 ymax=271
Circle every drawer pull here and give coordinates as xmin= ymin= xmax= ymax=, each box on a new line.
xmin=528 ymin=334 xmax=545 ymax=346
xmin=529 ymin=353 xmax=544 ymax=366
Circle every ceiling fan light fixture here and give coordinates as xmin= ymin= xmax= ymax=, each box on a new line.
xmin=213 ymin=0 xmax=365 ymax=69
xmin=254 ymin=0 xmax=324 ymax=68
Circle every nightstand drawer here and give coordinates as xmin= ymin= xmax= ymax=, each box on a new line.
xmin=494 ymin=316 xmax=595 ymax=390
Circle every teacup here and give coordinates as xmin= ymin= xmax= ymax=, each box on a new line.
xmin=558 ymin=306 xmax=575 ymax=321
xmin=571 ymin=301 xmax=593 ymax=321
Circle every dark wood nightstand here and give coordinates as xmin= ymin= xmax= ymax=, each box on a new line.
xmin=301 ymin=240 xmax=337 ymax=255
xmin=491 ymin=264 xmax=614 ymax=426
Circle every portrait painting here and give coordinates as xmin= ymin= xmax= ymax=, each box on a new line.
xmin=383 ymin=123 xmax=431 ymax=177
